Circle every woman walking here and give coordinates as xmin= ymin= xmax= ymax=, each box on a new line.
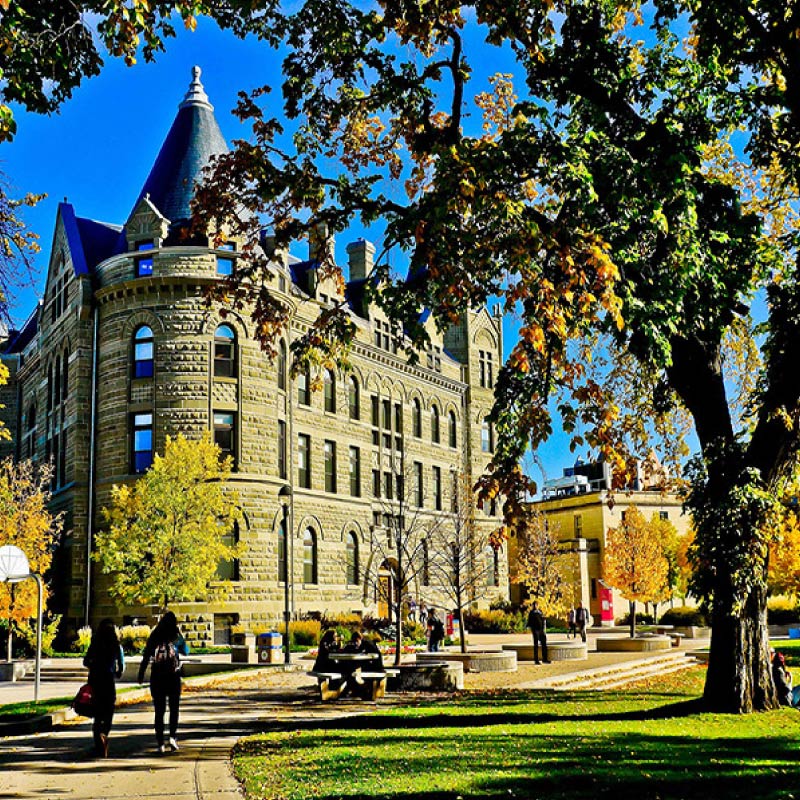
xmin=83 ymin=619 xmax=125 ymax=758
xmin=138 ymin=612 xmax=189 ymax=753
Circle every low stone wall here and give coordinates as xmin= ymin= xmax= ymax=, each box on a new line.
xmin=387 ymin=661 xmax=464 ymax=692
xmin=596 ymin=636 xmax=671 ymax=653
xmin=416 ymin=650 xmax=517 ymax=673
xmin=674 ymin=626 xmax=711 ymax=639
xmin=502 ymin=642 xmax=588 ymax=662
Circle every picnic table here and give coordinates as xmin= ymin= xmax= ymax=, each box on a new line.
xmin=653 ymin=625 xmax=685 ymax=646
xmin=308 ymin=652 xmax=397 ymax=701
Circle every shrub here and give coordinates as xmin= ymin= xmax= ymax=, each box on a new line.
xmin=74 ymin=626 xmax=93 ymax=654
xmin=464 ymin=608 xmax=527 ymax=633
xmin=15 ymin=614 xmax=62 ymax=656
xmin=118 ymin=624 xmax=152 ymax=654
xmin=290 ymin=619 xmax=321 ymax=647
xmin=658 ymin=606 xmax=708 ymax=627
xmin=617 ymin=611 xmax=654 ymax=626
xmin=767 ymin=597 xmax=800 ymax=625
xmin=403 ymin=620 xmax=426 ymax=642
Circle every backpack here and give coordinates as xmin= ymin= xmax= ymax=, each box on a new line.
xmin=152 ymin=640 xmax=179 ymax=674
xmin=430 ymin=618 xmax=445 ymax=640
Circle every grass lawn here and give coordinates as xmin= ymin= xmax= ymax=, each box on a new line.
xmin=0 ymin=696 xmax=75 ymax=721
xmin=233 ymin=667 xmax=800 ymax=800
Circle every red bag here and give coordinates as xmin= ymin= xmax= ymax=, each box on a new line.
xmin=72 ymin=683 xmax=95 ymax=717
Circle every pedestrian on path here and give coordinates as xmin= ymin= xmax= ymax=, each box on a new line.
xmin=567 ymin=607 xmax=577 ymax=639
xmin=526 ymin=601 xmax=549 ymax=664
xmin=138 ymin=611 xmax=189 ymax=754
xmin=83 ymin=618 xmax=125 ymax=758
xmin=427 ymin=608 xmax=445 ymax=652
xmin=575 ymin=601 xmax=588 ymax=643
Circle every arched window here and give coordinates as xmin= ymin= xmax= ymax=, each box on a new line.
xmin=431 ymin=405 xmax=440 ymax=444
xmin=215 ymin=521 xmax=240 ymax=581
xmin=62 ymin=350 xmax=69 ymax=401
xmin=448 ymin=410 xmax=457 ymax=448
xmin=303 ymin=527 xmax=318 ymax=584
xmin=411 ymin=398 xmax=421 ymax=437
xmin=278 ymin=519 xmax=287 ymax=583
xmin=481 ymin=418 xmax=494 ymax=453
xmin=214 ymin=324 xmax=236 ymax=378
xmin=348 ymin=377 xmax=360 ymax=420
xmin=324 ymin=369 xmax=336 ymax=413
xmin=277 ymin=340 xmax=287 ymax=391
xmin=133 ymin=325 xmax=154 ymax=378
xmin=486 ymin=546 xmax=499 ymax=587
xmin=346 ymin=531 xmax=359 ymax=585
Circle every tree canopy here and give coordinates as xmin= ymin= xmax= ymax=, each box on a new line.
xmin=95 ymin=434 xmax=241 ymax=612
xmin=188 ymin=0 xmax=800 ymax=713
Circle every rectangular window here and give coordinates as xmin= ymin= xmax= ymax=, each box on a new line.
xmin=214 ymin=339 xmax=235 ymax=378
xmin=278 ymin=420 xmax=287 ymax=479
xmin=371 ymin=395 xmax=379 ymax=428
xmin=136 ymin=252 xmax=154 ymax=277
xmin=298 ymin=370 xmax=310 ymax=406
xmin=372 ymin=430 xmax=380 ymax=446
xmin=372 ymin=469 xmax=381 ymax=499
xmin=215 ymin=524 xmax=240 ymax=581
xmin=324 ymin=440 xmax=337 ymax=493
xmin=132 ymin=412 xmax=154 ymax=474
xmin=574 ymin=514 xmax=583 ymax=537
xmin=394 ymin=403 xmax=403 ymax=434
xmin=384 ymin=471 xmax=393 ymax=500
xmin=298 ymin=433 xmax=311 ymax=488
xmin=216 ymin=242 xmax=235 ymax=276
xmin=414 ymin=462 xmax=423 ymax=507
xmin=659 ymin=510 xmax=669 ymax=521
xmin=214 ymin=412 xmax=236 ymax=466
xmin=433 ymin=466 xmax=442 ymax=511
xmin=382 ymin=433 xmax=392 ymax=450
xmin=382 ymin=399 xmax=391 ymax=430
xmin=349 ymin=446 xmax=361 ymax=497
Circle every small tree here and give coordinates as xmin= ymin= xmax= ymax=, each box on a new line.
xmin=515 ymin=508 xmax=573 ymax=620
xmin=426 ymin=470 xmax=500 ymax=653
xmin=95 ymin=434 xmax=241 ymax=612
xmin=604 ymin=506 xmax=670 ymax=638
xmin=363 ymin=458 xmax=444 ymax=666
xmin=0 ymin=459 xmax=61 ymax=660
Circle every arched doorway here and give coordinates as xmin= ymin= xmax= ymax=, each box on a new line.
xmin=377 ymin=558 xmax=399 ymax=621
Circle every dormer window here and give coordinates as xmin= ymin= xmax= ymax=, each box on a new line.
xmin=216 ymin=242 xmax=235 ymax=276
xmin=136 ymin=241 xmax=155 ymax=277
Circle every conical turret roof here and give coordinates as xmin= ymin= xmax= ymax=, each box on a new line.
xmin=133 ymin=66 xmax=228 ymax=224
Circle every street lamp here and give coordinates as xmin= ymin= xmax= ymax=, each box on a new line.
xmin=278 ymin=484 xmax=293 ymax=665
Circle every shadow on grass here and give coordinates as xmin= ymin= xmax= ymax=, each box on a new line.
xmin=237 ymin=721 xmax=800 ymax=800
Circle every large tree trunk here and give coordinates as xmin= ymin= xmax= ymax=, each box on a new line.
xmin=705 ymin=583 xmax=776 ymax=712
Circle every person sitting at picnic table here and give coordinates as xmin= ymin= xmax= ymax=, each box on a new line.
xmin=343 ymin=630 xmax=385 ymax=698
xmin=313 ymin=629 xmax=341 ymax=673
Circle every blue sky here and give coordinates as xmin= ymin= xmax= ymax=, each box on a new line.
xmin=3 ymin=15 xmax=596 ymax=485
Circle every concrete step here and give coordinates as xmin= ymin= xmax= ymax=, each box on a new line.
xmin=18 ymin=666 xmax=87 ymax=682
xmin=527 ymin=651 xmax=701 ymax=691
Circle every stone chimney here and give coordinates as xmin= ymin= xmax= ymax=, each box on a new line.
xmin=308 ymin=222 xmax=335 ymax=264
xmin=346 ymin=238 xmax=376 ymax=281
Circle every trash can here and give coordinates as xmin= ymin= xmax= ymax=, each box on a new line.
xmin=256 ymin=632 xmax=283 ymax=663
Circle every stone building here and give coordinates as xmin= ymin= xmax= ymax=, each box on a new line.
xmin=0 ymin=68 xmax=507 ymax=645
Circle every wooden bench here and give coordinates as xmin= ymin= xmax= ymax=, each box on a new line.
xmin=308 ymin=671 xmax=344 ymax=701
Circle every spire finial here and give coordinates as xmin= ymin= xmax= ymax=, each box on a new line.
xmin=180 ymin=65 xmax=213 ymax=110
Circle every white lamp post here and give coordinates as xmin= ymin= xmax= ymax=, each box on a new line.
xmin=0 ymin=545 xmax=43 ymax=701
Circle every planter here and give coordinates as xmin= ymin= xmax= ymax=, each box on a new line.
xmin=503 ymin=641 xmax=588 ymax=662
xmin=415 ymin=650 xmax=517 ymax=672
xmin=596 ymin=635 xmax=671 ymax=653
xmin=387 ymin=661 xmax=464 ymax=692
xmin=673 ymin=626 xmax=710 ymax=639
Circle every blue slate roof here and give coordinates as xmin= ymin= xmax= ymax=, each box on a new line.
xmin=132 ymin=67 xmax=228 ymax=225
xmin=2 ymin=306 xmax=38 ymax=355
